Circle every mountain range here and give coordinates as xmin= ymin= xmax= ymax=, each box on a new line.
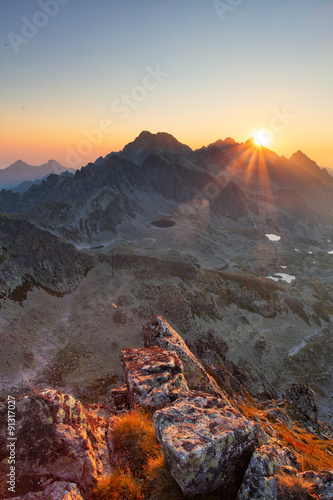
xmin=0 ymin=131 xmax=332 ymax=243
xmin=0 ymin=159 xmax=75 ymax=190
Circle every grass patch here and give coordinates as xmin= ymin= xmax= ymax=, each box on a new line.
xmin=93 ymin=468 xmax=142 ymax=500
xmin=112 ymin=409 xmax=160 ymax=476
xmin=276 ymin=473 xmax=318 ymax=500
xmin=145 ymin=453 xmax=185 ymax=500
xmin=275 ymin=422 xmax=333 ymax=472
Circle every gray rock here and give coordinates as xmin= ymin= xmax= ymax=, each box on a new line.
xmin=154 ymin=392 xmax=258 ymax=497
xmin=8 ymin=481 xmax=84 ymax=499
xmin=302 ymin=469 xmax=333 ymax=500
xmin=121 ymin=346 xmax=189 ymax=409
xmin=143 ymin=315 xmax=229 ymax=402
xmin=237 ymin=442 xmax=300 ymax=499
xmin=284 ymin=384 xmax=318 ymax=428
xmin=0 ymin=389 xmax=110 ymax=499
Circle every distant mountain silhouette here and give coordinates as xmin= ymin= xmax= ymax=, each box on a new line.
xmin=0 ymin=159 xmax=75 ymax=190
xmin=0 ymin=131 xmax=332 ymax=242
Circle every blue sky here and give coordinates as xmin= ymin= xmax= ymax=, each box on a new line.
xmin=1 ymin=0 xmax=332 ymax=168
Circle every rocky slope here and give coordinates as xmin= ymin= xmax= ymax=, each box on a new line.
xmin=0 ymin=215 xmax=91 ymax=300
xmin=1 ymin=316 xmax=332 ymax=499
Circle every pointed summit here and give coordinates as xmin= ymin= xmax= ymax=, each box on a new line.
xmin=120 ymin=131 xmax=193 ymax=165
xmin=290 ymin=150 xmax=332 ymax=182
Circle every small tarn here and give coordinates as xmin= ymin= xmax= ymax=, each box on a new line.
xmin=151 ymin=220 xmax=176 ymax=228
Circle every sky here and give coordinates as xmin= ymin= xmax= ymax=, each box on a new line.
xmin=0 ymin=0 xmax=333 ymax=169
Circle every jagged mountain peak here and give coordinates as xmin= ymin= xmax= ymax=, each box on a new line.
xmin=290 ymin=150 xmax=332 ymax=183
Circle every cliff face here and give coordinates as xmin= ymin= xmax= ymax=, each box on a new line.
xmin=1 ymin=316 xmax=332 ymax=500
xmin=0 ymin=215 xmax=91 ymax=301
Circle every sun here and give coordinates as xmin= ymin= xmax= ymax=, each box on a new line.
xmin=253 ymin=129 xmax=272 ymax=147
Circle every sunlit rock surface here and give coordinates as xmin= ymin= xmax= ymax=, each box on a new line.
xmin=121 ymin=345 xmax=189 ymax=409
xmin=154 ymin=392 xmax=258 ymax=497
xmin=0 ymin=389 xmax=110 ymax=499
xmin=143 ymin=315 xmax=229 ymax=402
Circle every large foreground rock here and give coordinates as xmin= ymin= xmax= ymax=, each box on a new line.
xmin=237 ymin=442 xmax=300 ymax=499
xmin=121 ymin=346 xmax=189 ymax=409
xmin=143 ymin=315 xmax=229 ymax=402
xmin=154 ymin=392 xmax=258 ymax=497
xmin=0 ymin=389 xmax=110 ymax=499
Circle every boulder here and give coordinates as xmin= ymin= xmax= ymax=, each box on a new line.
xmin=284 ymin=384 xmax=318 ymax=428
xmin=121 ymin=346 xmax=189 ymax=409
xmin=143 ymin=315 xmax=229 ymax=402
xmin=237 ymin=442 xmax=300 ymax=499
xmin=154 ymin=392 xmax=258 ymax=497
xmin=0 ymin=389 xmax=110 ymax=499
xmin=8 ymin=481 xmax=84 ymax=499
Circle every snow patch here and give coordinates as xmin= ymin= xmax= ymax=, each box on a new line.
xmin=267 ymin=273 xmax=295 ymax=284
xmin=266 ymin=233 xmax=281 ymax=241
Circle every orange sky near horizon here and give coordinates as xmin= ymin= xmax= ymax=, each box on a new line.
xmin=1 ymin=1 xmax=332 ymax=170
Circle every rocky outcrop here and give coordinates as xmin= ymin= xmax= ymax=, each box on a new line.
xmin=0 ymin=389 xmax=110 ymax=499
xmin=121 ymin=346 xmax=189 ymax=409
xmin=0 ymin=216 xmax=91 ymax=300
xmin=143 ymin=315 xmax=229 ymax=402
xmin=154 ymin=392 xmax=258 ymax=498
xmin=302 ymin=470 xmax=333 ymax=499
xmin=1 ymin=316 xmax=333 ymax=499
xmin=284 ymin=384 xmax=318 ymax=428
xmin=10 ymin=481 xmax=84 ymax=499
xmin=237 ymin=442 xmax=300 ymax=499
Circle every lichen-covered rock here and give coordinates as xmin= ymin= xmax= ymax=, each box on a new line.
xmin=0 ymin=389 xmax=110 ymax=499
xmin=154 ymin=392 xmax=258 ymax=497
xmin=143 ymin=315 xmax=229 ymax=402
xmin=302 ymin=469 xmax=333 ymax=499
xmin=8 ymin=481 xmax=84 ymax=499
xmin=237 ymin=442 xmax=300 ymax=499
xmin=121 ymin=346 xmax=189 ymax=409
xmin=284 ymin=384 xmax=318 ymax=428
